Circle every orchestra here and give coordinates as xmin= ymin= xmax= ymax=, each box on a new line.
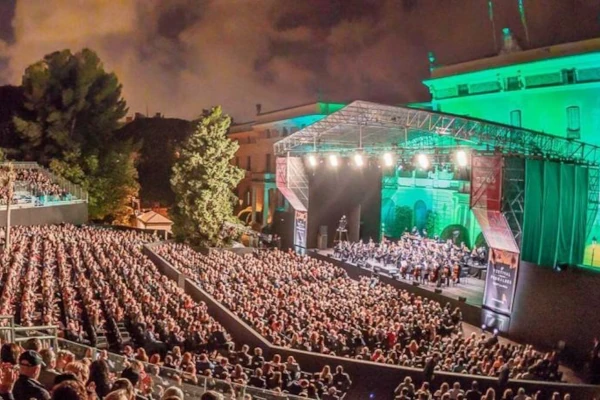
xmin=333 ymin=229 xmax=487 ymax=288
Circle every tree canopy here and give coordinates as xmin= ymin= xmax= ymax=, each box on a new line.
xmin=117 ymin=117 xmax=192 ymax=208
xmin=13 ymin=49 xmax=138 ymax=222
xmin=171 ymin=106 xmax=244 ymax=246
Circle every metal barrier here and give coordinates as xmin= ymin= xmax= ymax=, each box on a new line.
xmin=0 ymin=321 xmax=301 ymax=400
xmin=0 ymin=161 xmax=89 ymax=203
xmin=57 ymin=339 xmax=305 ymax=400
xmin=0 ymin=315 xmax=15 ymax=343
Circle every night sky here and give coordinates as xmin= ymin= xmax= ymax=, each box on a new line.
xmin=0 ymin=0 xmax=599 ymax=122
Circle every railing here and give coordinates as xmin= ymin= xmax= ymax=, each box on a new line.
xmin=0 ymin=161 xmax=89 ymax=202
xmin=58 ymin=339 xmax=306 ymax=400
xmin=0 ymin=317 xmax=305 ymax=400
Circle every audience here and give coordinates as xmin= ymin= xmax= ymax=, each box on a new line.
xmin=156 ymin=244 xmax=561 ymax=382
xmin=0 ymin=225 xmax=346 ymax=399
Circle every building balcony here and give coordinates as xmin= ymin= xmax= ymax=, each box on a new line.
xmin=251 ymin=172 xmax=276 ymax=183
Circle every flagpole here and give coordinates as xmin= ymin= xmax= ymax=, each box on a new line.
xmin=489 ymin=0 xmax=498 ymax=51
xmin=518 ymin=0 xmax=530 ymax=45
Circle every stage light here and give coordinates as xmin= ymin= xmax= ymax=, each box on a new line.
xmin=493 ymin=328 xmax=499 ymax=336
xmin=383 ymin=152 xmax=394 ymax=167
xmin=456 ymin=150 xmax=469 ymax=167
xmin=307 ymin=154 xmax=318 ymax=167
xmin=354 ymin=153 xmax=364 ymax=167
xmin=417 ymin=153 xmax=429 ymax=169
xmin=329 ymin=154 xmax=339 ymax=167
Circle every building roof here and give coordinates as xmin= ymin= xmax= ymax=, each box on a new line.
xmin=136 ymin=210 xmax=173 ymax=225
xmin=429 ymin=38 xmax=600 ymax=80
xmin=229 ymin=102 xmax=346 ymax=134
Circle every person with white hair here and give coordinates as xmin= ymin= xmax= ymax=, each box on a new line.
xmin=161 ymin=386 xmax=184 ymax=400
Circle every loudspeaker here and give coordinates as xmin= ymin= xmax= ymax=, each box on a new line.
xmin=434 ymin=288 xmax=443 ymax=294
xmin=412 ymin=281 xmax=420 ymax=287
xmin=317 ymin=234 xmax=328 ymax=250
xmin=458 ymin=296 xmax=467 ymax=303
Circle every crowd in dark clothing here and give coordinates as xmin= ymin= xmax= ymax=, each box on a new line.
xmin=155 ymin=245 xmax=563 ymax=383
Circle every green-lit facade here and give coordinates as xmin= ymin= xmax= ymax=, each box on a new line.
xmin=421 ymin=38 xmax=600 ymax=267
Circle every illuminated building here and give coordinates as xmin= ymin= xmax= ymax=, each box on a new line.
xmin=229 ymin=102 xmax=345 ymax=227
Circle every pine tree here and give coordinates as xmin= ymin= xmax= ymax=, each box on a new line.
xmin=171 ymin=106 xmax=244 ymax=246
xmin=13 ymin=49 xmax=138 ymax=221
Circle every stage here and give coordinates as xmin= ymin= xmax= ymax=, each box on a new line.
xmin=315 ymin=248 xmax=485 ymax=307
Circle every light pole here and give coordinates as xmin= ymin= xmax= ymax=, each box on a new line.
xmin=3 ymin=163 xmax=15 ymax=255
xmin=592 ymin=237 xmax=597 ymax=266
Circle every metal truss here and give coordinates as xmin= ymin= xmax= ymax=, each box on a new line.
xmin=274 ymin=100 xmax=600 ymax=166
xmin=587 ymin=166 xmax=600 ymax=240
xmin=502 ymin=158 xmax=526 ymax=247
xmin=286 ymin=157 xmax=309 ymax=210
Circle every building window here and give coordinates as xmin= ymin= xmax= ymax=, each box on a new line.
xmin=562 ymin=69 xmax=575 ymax=84
xmin=566 ymin=106 xmax=580 ymax=139
xmin=510 ymin=110 xmax=522 ymax=128
xmin=506 ymin=76 xmax=520 ymax=91
xmin=266 ymin=154 xmax=272 ymax=173
xmin=247 ymin=156 xmax=252 ymax=171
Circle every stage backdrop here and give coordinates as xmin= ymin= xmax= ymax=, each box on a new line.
xmin=306 ymin=165 xmax=381 ymax=248
xmin=521 ymin=160 xmax=588 ymax=267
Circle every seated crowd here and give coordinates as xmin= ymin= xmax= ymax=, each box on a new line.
xmin=155 ymin=245 xmax=563 ymax=383
xmin=392 ymin=377 xmax=572 ymax=400
xmin=0 ymin=225 xmax=347 ymax=399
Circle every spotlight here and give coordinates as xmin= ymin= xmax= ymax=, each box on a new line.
xmin=308 ymin=154 xmax=318 ymax=167
xmin=354 ymin=153 xmax=364 ymax=167
xmin=329 ymin=154 xmax=339 ymax=167
xmin=456 ymin=150 xmax=468 ymax=167
xmin=417 ymin=153 xmax=429 ymax=169
xmin=481 ymin=324 xmax=487 ymax=331
xmin=493 ymin=328 xmax=499 ymax=336
xmin=383 ymin=152 xmax=394 ymax=167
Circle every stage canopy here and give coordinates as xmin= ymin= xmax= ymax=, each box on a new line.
xmin=274 ymin=100 xmax=600 ymax=166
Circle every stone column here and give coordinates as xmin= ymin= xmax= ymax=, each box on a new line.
xmin=262 ymin=186 xmax=270 ymax=225
xmin=251 ymin=186 xmax=257 ymax=224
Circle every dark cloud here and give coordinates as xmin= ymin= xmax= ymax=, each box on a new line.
xmin=0 ymin=0 xmax=599 ymax=122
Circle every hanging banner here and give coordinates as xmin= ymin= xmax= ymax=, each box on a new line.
xmin=471 ymin=155 xmax=503 ymax=211
xmin=294 ymin=210 xmax=307 ymax=249
xmin=483 ymin=248 xmax=519 ymax=315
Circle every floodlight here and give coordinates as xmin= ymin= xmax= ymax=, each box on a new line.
xmin=329 ymin=154 xmax=339 ymax=167
xmin=456 ymin=150 xmax=469 ymax=167
xmin=383 ymin=152 xmax=394 ymax=167
xmin=354 ymin=153 xmax=364 ymax=167
xmin=308 ymin=154 xmax=318 ymax=167
xmin=417 ymin=153 xmax=429 ymax=169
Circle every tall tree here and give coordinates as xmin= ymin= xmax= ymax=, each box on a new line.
xmin=13 ymin=49 xmax=138 ymax=220
xmin=171 ymin=106 xmax=244 ymax=246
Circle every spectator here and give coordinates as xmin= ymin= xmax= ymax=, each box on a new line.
xmin=13 ymin=350 xmax=50 ymax=400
